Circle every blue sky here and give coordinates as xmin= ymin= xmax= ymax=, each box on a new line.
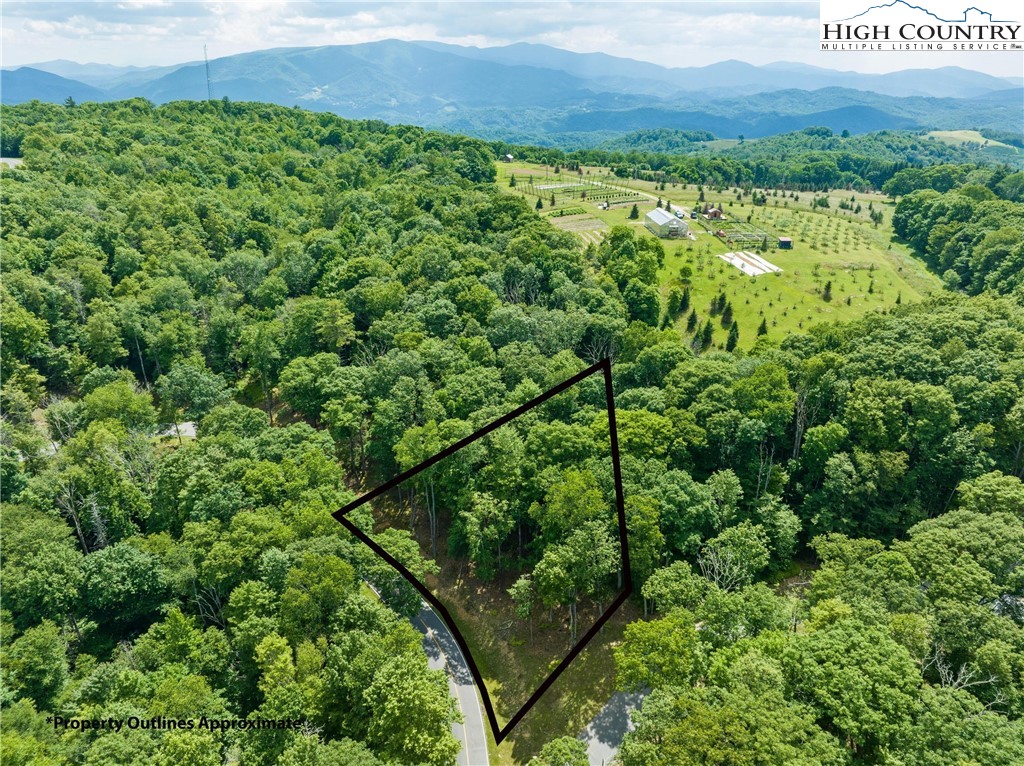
xmin=1 ymin=1 xmax=1020 ymax=77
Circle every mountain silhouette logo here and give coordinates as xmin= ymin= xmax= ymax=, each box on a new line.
xmin=832 ymin=1 xmax=1017 ymax=23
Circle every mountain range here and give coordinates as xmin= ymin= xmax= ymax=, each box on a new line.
xmin=3 ymin=40 xmax=1021 ymax=146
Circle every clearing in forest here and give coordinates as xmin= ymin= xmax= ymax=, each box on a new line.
xmin=333 ymin=360 xmax=630 ymax=743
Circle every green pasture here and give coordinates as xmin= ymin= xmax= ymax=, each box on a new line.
xmin=497 ymin=162 xmax=942 ymax=350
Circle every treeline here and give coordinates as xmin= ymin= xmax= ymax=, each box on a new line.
xmin=615 ymin=482 xmax=1024 ymax=764
xmin=596 ymin=128 xmax=716 ymax=154
xmin=883 ymin=163 xmax=1024 ymax=200
xmin=981 ymin=128 xmax=1024 ymax=149
xmin=891 ymin=168 xmax=1024 ymax=296
xmin=491 ymin=126 xmax=1020 ymax=192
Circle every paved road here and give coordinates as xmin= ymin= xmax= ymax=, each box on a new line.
xmin=578 ymin=690 xmax=646 ymax=766
xmin=160 ymin=421 xmax=197 ymax=439
xmin=416 ymin=603 xmax=491 ymax=766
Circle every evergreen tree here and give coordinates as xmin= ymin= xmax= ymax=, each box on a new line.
xmin=757 ymin=317 xmax=768 ymax=336
xmin=681 ymin=288 xmax=690 ymax=313
xmin=657 ymin=198 xmax=663 ymax=208
xmin=823 ymin=280 xmax=833 ymax=302
xmin=896 ymin=292 xmax=902 ymax=305
xmin=726 ymin=321 xmax=739 ymax=351
xmin=686 ymin=310 xmax=698 ymax=333
xmin=721 ymin=302 xmax=734 ymax=328
xmin=628 ymin=204 xmax=639 ymax=220
xmin=536 ymin=198 xmax=543 ymax=210
xmin=667 ymin=287 xmax=684 ymax=319
xmin=550 ymin=193 xmax=556 ymax=207
xmin=700 ymin=320 xmax=713 ymax=350
xmin=509 ymin=175 xmax=516 ymax=188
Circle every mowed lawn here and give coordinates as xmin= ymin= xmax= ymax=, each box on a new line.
xmin=497 ymin=163 xmax=942 ymax=350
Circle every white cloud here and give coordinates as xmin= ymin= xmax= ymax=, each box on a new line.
xmin=0 ymin=1 xmax=1019 ymax=77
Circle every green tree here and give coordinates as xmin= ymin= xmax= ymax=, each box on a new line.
xmin=394 ymin=421 xmax=443 ymax=557
xmin=621 ymin=653 xmax=846 ymax=766
xmin=784 ymin=617 xmax=918 ymax=758
xmin=5 ymin=621 xmax=69 ymax=709
xmin=698 ymin=522 xmax=770 ymax=591
xmin=615 ymin=608 xmax=705 ymax=692
xmin=81 ymin=542 xmax=169 ymax=629
xmin=1 ymin=504 xmax=85 ymax=627
xmin=700 ymin=320 xmax=713 ymax=350
xmin=461 ymin=492 xmax=514 ymax=579
xmin=623 ymin=279 xmax=661 ymax=326
xmin=278 ymin=353 xmax=356 ymax=422
xmin=534 ymin=520 xmax=620 ymax=641
xmin=529 ymin=469 xmax=606 ymax=543
xmin=83 ymin=301 xmax=126 ymax=366
xmin=239 ymin=320 xmax=283 ymax=423
xmin=364 ymin=654 xmax=461 ymax=766
xmin=156 ymin=356 xmax=230 ymax=440
xmin=530 ymin=736 xmax=589 ymax=766
xmin=726 ymin=321 xmax=739 ymax=351
xmin=81 ymin=380 xmax=157 ymax=433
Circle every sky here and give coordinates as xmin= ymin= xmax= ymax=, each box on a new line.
xmin=1 ymin=1 xmax=1021 ymax=78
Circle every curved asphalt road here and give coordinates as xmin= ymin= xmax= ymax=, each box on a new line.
xmin=415 ymin=602 xmax=491 ymax=766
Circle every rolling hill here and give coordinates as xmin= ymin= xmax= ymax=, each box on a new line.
xmin=3 ymin=40 xmax=1021 ymax=147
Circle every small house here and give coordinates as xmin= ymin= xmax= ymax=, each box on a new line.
xmin=702 ymin=203 xmax=724 ymax=220
xmin=645 ymin=208 xmax=688 ymax=238
xmin=778 ymin=237 xmax=793 ymax=249
xmin=503 ymin=154 xmax=514 ymax=162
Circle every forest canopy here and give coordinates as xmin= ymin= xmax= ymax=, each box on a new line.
xmin=1 ymin=98 xmax=1022 ymax=765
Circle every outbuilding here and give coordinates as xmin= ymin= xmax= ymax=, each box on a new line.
xmin=645 ymin=207 xmax=688 ymax=238
xmin=778 ymin=237 xmax=793 ymax=249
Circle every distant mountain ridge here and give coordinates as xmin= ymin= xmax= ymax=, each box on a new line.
xmin=3 ymin=40 xmax=1021 ymax=146
xmin=0 ymin=68 xmax=108 ymax=105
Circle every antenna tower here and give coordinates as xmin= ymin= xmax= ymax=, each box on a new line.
xmin=204 ymin=44 xmax=212 ymax=101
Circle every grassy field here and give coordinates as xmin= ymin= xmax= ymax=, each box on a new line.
xmin=498 ymin=162 xmax=941 ymax=350
xmin=926 ymin=129 xmax=1019 ymax=151
xmin=701 ymin=138 xmax=743 ymax=150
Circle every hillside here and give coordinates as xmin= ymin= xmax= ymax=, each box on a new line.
xmin=2 ymin=97 xmax=1024 ymax=766
xmin=0 ymin=67 xmax=107 ymax=105
xmin=4 ymin=41 xmax=1022 ymax=147
xmin=2 ymin=98 xmax=1023 ymax=765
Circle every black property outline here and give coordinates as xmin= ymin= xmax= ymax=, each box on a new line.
xmin=332 ymin=357 xmax=632 ymax=744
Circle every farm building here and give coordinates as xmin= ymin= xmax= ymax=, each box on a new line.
xmin=778 ymin=237 xmax=793 ymax=249
xmin=702 ymin=203 xmax=725 ymax=220
xmin=645 ymin=207 xmax=688 ymax=238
